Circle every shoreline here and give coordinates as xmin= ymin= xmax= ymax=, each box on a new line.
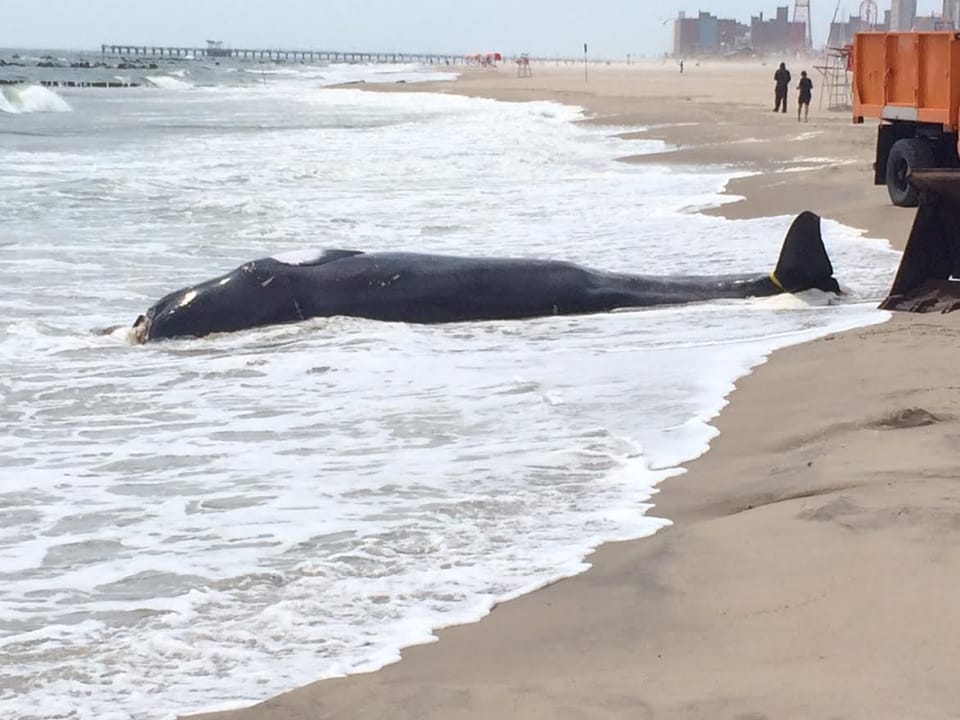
xmin=368 ymin=63 xmax=915 ymax=244
xmin=183 ymin=64 xmax=960 ymax=720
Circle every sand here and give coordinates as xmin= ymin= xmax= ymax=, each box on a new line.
xmin=183 ymin=61 xmax=960 ymax=720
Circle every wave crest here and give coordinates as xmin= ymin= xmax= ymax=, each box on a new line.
xmin=0 ymin=85 xmax=72 ymax=114
xmin=145 ymin=75 xmax=194 ymax=90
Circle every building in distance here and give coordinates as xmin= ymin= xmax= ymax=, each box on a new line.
xmin=750 ymin=6 xmax=809 ymax=53
xmin=827 ymin=0 xmax=959 ymax=48
xmin=673 ymin=6 xmax=808 ymax=58
xmin=674 ymin=2 xmax=960 ymax=59
xmin=673 ymin=11 xmax=750 ymax=57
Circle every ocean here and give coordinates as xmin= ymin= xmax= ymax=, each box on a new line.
xmin=0 ymin=52 xmax=901 ymax=720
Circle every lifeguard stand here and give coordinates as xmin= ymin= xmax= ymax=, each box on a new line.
xmin=517 ymin=54 xmax=532 ymax=78
xmin=814 ymin=45 xmax=852 ymax=111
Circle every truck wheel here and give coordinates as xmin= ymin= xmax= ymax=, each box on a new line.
xmin=886 ymin=139 xmax=936 ymax=207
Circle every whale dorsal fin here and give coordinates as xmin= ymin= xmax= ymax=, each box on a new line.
xmin=270 ymin=248 xmax=365 ymax=266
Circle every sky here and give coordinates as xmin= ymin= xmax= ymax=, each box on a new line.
xmin=0 ymin=0 xmax=947 ymax=58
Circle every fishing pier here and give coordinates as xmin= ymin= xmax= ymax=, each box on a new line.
xmin=100 ymin=43 xmax=466 ymax=65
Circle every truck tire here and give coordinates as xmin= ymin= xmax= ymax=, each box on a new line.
xmin=886 ymin=138 xmax=936 ymax=207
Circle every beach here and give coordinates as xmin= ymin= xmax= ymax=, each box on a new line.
xmin=180 ymin=61 xmax=960 ymax=719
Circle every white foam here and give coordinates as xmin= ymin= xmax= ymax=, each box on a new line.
xmin=0 ymin=81 xmax=901 ymax=720
xmin=237 ymin=62 xmax=457 ymax=88
xmin=145 ymin=75 xmax=195 ymax=90
xmin=0 ymin=84 xmax=72 ymax=113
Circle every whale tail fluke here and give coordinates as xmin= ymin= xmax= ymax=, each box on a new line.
xmin=771 ymin=211 xmax=840 ymax=294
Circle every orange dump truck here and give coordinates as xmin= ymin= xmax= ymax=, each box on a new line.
xmin=853 ymin=31 xmax=960 ymax=206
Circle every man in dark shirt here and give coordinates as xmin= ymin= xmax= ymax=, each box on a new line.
xmin=797 ymin=70 xmax=813 ymax=121
xmin=773 ymin=62 xmax=791 ymax=113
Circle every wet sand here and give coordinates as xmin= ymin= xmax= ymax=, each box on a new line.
xmin=183 ymin=62 xmax=960 ymax=720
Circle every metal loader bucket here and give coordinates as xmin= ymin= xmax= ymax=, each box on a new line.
xmin=880 ymin=168 xmax=960 ymax=313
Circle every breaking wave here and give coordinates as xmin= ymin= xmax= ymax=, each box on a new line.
xmin=145 ymin=75 xmax=195 ymax=90
xmin=0 ymin=85 xmax=72 ymax=113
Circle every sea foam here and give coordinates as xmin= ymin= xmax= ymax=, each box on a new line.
xmin=0 ymin=79 xmax=901 ymax=720
xmin=145 ymin=75 xmax=195 ymax=90
xmin=0 ymin=84 xmax=72 ymax=113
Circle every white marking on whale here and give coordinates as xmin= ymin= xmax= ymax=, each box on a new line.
xmin=271 ymin=249 xmax=329 ymax=266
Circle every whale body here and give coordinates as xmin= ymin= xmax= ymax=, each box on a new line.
xmin=133 ymin=211 xmax=840 ymax=342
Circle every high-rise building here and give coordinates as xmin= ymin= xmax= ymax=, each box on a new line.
xmin=945 ymin=0 xmax=960 ymax=29
xmin=750 ymin=6 xmax=808 ymax=52
xmin=890 ymin=0 xmax=918 ymax=30
xmin=673 ymin=11 xmax=749 ymax=56
xmin=827 ymin=10 xmax=888 ymax=47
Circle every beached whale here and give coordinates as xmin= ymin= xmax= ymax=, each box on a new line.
xmin=132 ymin=211 xmax=840 ymax=343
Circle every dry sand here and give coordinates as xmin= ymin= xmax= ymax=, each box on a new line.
xmin=184 ymin=62 xmax=960 ymax=720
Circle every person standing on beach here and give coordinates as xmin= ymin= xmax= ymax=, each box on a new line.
xmin=797 ymin=70 xmax=813 ymax=122
xmin=773 ymin=61 xmax=791 ymax=113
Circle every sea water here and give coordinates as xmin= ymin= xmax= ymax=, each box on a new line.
xmin=0 ymin=58 xmax=902 ymax=720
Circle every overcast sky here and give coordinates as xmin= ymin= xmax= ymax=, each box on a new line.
xmin=0 ymin=0 xmax=946 ymax=58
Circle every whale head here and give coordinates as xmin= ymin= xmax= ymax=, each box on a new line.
xmin=133 ymin=249 xmax=365 ymax=342
xmin=133 ymin=261 xmax=297 ymax=342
